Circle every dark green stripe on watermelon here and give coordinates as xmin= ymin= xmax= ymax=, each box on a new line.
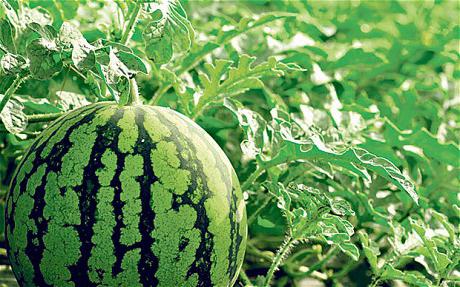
xmin=69 ymin=107 xmax=123 ymax=286
xmin=134 ymin=108 xmax=159 ymax=287
xmin=6 ymin=103 xmax=110 ymax=286
xmin=143 ymin=107 xmax=213 ymax=286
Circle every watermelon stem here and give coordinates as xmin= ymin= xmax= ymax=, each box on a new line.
xmin=128 ymin=77 xmax=142 ymax=105
xmin=27 ymin=112 xmax=65 ymax=123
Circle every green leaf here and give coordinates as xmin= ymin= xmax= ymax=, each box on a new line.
xmin=143 ymin=0 xmax=194 ymax=64
xmin=84 ymin=73 xmax=102 ymax=98
xmin=26 ymin=38 xmax=63 ymax=79
xmin=431 ymin=210 xmax=457 ymax=244
xmin=54 ymin=91 xmax=90 ymax=112
xmin=175 ymin=13 xmax=297 ymax=75
xmin=0 ymin=19 xmax=16 ymax=52
xmin=380 ymin=265 xmax=433 ymax=287
xmin=194 ymin=55 xmax=294 ymax=116
xmin=116 ymin=50 xmax=149 ymax=74
xmin=383 ymin=119 xmax=460 ymax=167
xmin=263 ymin=129 xmax=418 ymax=203
xmin=3 ymin=0 xmax=18 ymax=13
xmin=1 ymin=0 xmax=19 ymax=21
xmin=96 ymin=48 xmax=130 ymax=103
xmin=59 ymin=22 xmax=96 ymax=70
xmin=18 ymin=95 xmax=61 ymax=114
xmin=338 ymin=242 xmax=359 ymax=261
xmin=0 ymin=53 xmax=27 ymax=74
xmin=0 ymin=96 xmax=27 ymax=134
xmin=144 ymin=34 xmax=172 ymax=65
xmin=409 ymin=218 xmax=452 ymax=273
xmin=27 ymin=22 xmax=57 ymax=41
xmin=359 ymin=231 xmax=380 ymax=273
xmin=328 ymin=48 xmax=384 ymax=69
xmin=224 ymin=97 xmax=268 ymax=158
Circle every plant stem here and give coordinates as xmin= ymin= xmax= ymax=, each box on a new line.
xmin=121 ymin=3 xmax=141 ymax=45
xmin=70 ymin=66 xmax=88 ymax=80
xmin=151 ymin=84 xmax=170 ymax=105
xmin=287 ymin=246 xmax=339 ymax=278
xmin=0 ymin=76 xmax=26 ymax=114
xmin=27 ymin=112 xmax=65 ymax=123
xmin=246 ymin=242 xmax=275 ymax=262
xmin=239 ymin=269 xmax=252 ymax=286
xmin=241 ymin=167 xmax=264 ymax=191
xmin=263 ymin=237 xmax=295 ymax=287
xmin=128 ymin=78 xmax=142 ymax=105
xmin=370 ymin=278 xmax=381 ymax=287
xmin=248 ymin=196 xmax=272 ymax=226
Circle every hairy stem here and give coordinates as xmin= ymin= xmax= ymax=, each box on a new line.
xmin=0 ymin=76 xmax=26 ymax=114
xmin=263 ymin=237 xmax=295 ymax=287
xmin=128 ymin=78 xmax=142 ymax=105
xmin=27 ymin=112 xmax=65 ymax=123
xmin=121 ymin=3 xmax=141 ymax=45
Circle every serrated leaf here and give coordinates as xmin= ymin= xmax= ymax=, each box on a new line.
xmin=263 ymin=129 xmax=418 ymax=203
xmin=383 ymin=119 xmax=460 ymax=167
xmin=59 ymin=22 xmax=96 ymax=70
xmin=194 ymin=55 xmax=293 ymax=116
xmin=330 ymin=199 xmax=355 ymax=216
xmin=224 ymin=97 xmax=268 ymax=159
xmin=0 ymin=96 xmax=27 ymax=134
xmin=431 ymin=210 xmax=457 ymax=244
xmin=96 ymin=49 xmax=130 ymax=103
xmin=26 ymin=38 xmax=63 ymax=79
xmin=175 ymin=13 xmax=297 ymax=75
xmin=409 ymin=218 xmax=452 ymax=273
xmin=143 ymin=0 xmax=194 ymax=64
xmin=381 ymin=265 xmax=433 ymax=287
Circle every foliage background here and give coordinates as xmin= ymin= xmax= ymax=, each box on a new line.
xmin=0 ymin=0 xmax=459 ymax=286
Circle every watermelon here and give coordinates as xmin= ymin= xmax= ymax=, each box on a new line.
xmin=5 ymin=102 xmax=247 ymax=287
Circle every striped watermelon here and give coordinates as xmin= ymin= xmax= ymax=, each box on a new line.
xmin=5 ymin=102 xmax=247 ymax=287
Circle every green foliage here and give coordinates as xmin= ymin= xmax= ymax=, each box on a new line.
xmin=0 ymin=0 xmax=459 ymax=286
